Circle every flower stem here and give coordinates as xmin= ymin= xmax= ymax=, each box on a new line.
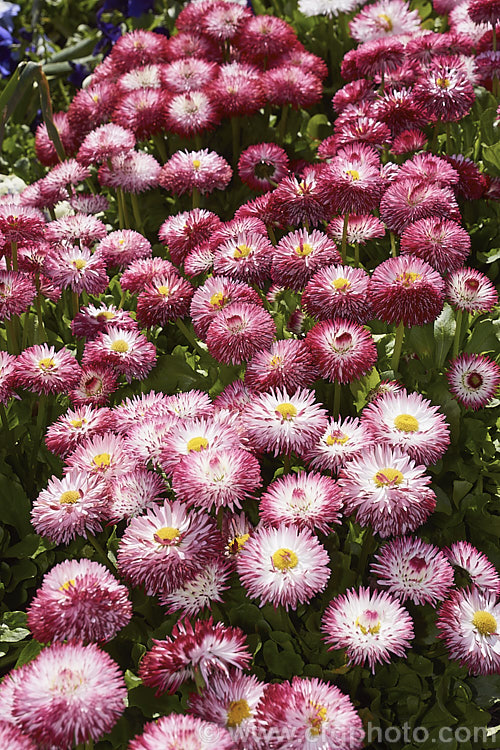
xmin=72 ymin=291 xmax=80 ymax=320
xmin=5 ymin=316 xmax=20 ymax=354
xmin=277 ymin=103 xmax=290 ymax=144
xmin=333 ymin=380 xmax=341 ymax=419
xmin=30 ymin=393 xmax=47 ymax=470
xmin=87 ymin=532 xmax=116 ymax=571
xmin=389 ymin=231 xmax=397 ymax=257
xmin=192 ymin=187 xmax=200 ymax=210
xmin=130 ymin=192 xmax=144 ymax=234
xmin=340 ymin=212 xmax=349 ymax=263
xmin=445 ymin=121 xmax=452 ymax=156
xmin=452 ymin=309 xmax=463 ymax=359
xmin=11 ymin=241 xmax=18 ymax=271
xmin=354 ymin=242 xmax=360 ymax=267
xmin=268 ymin=226 xmax=277 ymax=245
xmin=175 ymin=317 xmax=206 ymax=357
xmin=391 ymin=320 xmax=405 ymax=373
xmin=282 ymin=454 xmax=291 ymax=474
xmin=152 ymin=133 xmax=167 ymax=163
xmin=231 ymin=116 xmax=240 ymax=168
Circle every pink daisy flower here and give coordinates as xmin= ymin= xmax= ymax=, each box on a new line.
xmin=319 ymin=143 xmax=385 ymax=216
xmin=400 ymin=217 xmax=470 ymax=274
xmin=260 ymin=471 xmax=343 ymax=533
xmin=160 ymin=148 xmax=232 ymax=196
xmin=0 ymin=204 xmax=45 ymax=244
xmin=202 ymin=1 xmax=251 ymax=41
xmin=241 ymin=387 xmax=328 ymax=457
xmin=117 ymin=63 xmax=164 ymax=93
xmin=445 ymin=153 xmax=488 ymax=200
xmin=0 ymin=270 xmax=36 ymax=320
xmin=469 ymin=0 xmax=500 ymax=25
xmin=45 ymin=404 xmax=115 ymax=458
xmin=71 ymin=304 xmax=137 ymax=340
xmin=269 ymin=172 xmax=331 ymax=227
xmin=446 ymin=267 xmax=498 ymax=313
xmin=305 ymin=318 xmax=377 ymax=384
xmin=237 ymin=15 xmax=297 ymax=64
xmin=98 ymin=150 xmax=162 ymax=193
xmin=412 ymin=55 xmax=476 ymax=122
xmin=208 ymin=61 xmax=265 ymax=118
xmin=163 ymin=389 xmax=214 ymax=420
xmin=371 ymin=536 xmax=454 ymax=605
xmin=45 ymin=213 xmax=107 ymax=246
xmin=447 ymin=353 xmax=500 ymax=409
xmin=119 ymin=415 xmax=174 ymax=466
xmin=361 ymin=389 xmax=450 ymax=465
xmin=129 ymin=713 xmax=235 ymax=749
xmin=206 ymin=302 xmax=276 ymax=365
xmin=139 ymin=616 xmax=251 ymax=694
xmin=117 ymin=500 xmax=222 ymax=594
xmin=398 ymin=152 xmax=460 ymax=188
xmin=165 ymin=91 xmax=220 ymax=138
xmin=275 ymin=46 xmax=329 ymax=80
xmin=341 ymin=38 xmax=406 ymax=81
xmin=159 ymin=208 xmax=222 ymax=266
xmin=262 ymin=65 xmax=323 ymax=110
xmin=112 ymin=391 xmax=170 ymax=430
xmin=96 ymin=229 xmax=151 ymax=269
xmin=70 ymin=192 xmax=110 ymax=214
xmin=69 ymin=366 xmax=119 ymax=407
xmin=244 ymin=339 xmax=318 ymax=394
xmin=349 ymin=0 xmax=421 ymax=42
xmin=107 ymin=469 xmax=166 ymax=523
xmin=159 ymin=558 xmax=232 ymax=618
xmin=166 ymin=31 xmax=222 ymax=62
xmin=108 ymin=29 xmax=170 ymax=73
xmin=301 ymin=416 xmax=374 ymax=474
xmin=212 ymin=230 xmax=273 ymax=284
xmin=161 ymin=57 xmax=219 ymax=93
xmin=172 ymin=446 xmax=262 ymax=512
xmin=437 ymin=587 xmax=500 ymax=675
xmin=445 ymin=541 xmax=500 ymax=597
xmin=35 ymin=110 xmax=74 ymax=166
xmin=322 ymin=587 xmax=414 ymax=672
xmin=338 ymin=445 xmax=436 ymax=537
xmin=302 ymin=264 xmax=372 ymax=324
xmin=27 ymin=558 xmax=132 ymax=643
xmin=12 ymin=641 xmax=126 ymax=748
xmin=190 ymin=275 xmax=262 ymax=338
xmin=327 ymin=214 xmax=386 ymax=246
xmin=271 ymin=228 xmax=341 ymax=291
xmin=136 ymin=273 xmax=194 ymax=328
xmin=0 ymin=722 xmax=36 ymax=750
xmin=0 ymin=351 xmax=16 ymax=404
xmin=31 ymin=470 xmax=108 ymax=544
xmin=45 ymin=244 xmax=109 ymax=295
xmin=237 ymin=524 xmax=331 ymax=610
xmin=15 ymin=344 xmax=81 ymax=395
xmin=76 ymin=123 xmax=135 ymax=166
xmin=120 ymin=257 xmax=179 ymax=293
xmin=380 ymin=178 xmax=461 ymax=234
xmin=238 ymin=143 xmax=289 ymax=193
xmin=391 ymin=129 xmax=428 ymax=155
xmin=83 ymin=328 xmax=157 ymax=383
xmin=370 ymin=255 xmax=445 ymax=327
xmin=159 ymin=415 xmax=242 ymax=476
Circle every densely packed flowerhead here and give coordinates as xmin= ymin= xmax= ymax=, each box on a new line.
xmin=445 ymin=541 xmax=500 ymax=596
xmin=302 ymin=416 xmax=373 ymax=474
xmin=400 ymin=217 xmax=471 ymax=274
xmin=305 ymin=318 xmax=377 ymax=384
xmin=129 ymin=713 xmax=236 ymax=749
xmin=159 ymin=559 xmax=232 ymax=618
xmin=206 ymin=302 xmax=276 ymax=365
xmin=349 ymin=0 xmax=421 ymax=42
xmin=15 ymin=344 xmax=81 ymax=395
xmin=446 ymin=267 xmax=498 ymax=313
xmin=160 ymin=149 xmax=232 ymax=196
xmin=0 ymin=721 xmax=37 ymax=750
xmin=271 ymin=228 xmax=341 ymax=291
xmin=380 ymin=178 xmax=461 ymax=234
xmin=238 ymin=143 xmax=289 ymax=192
xmin=302 ymin=264 xmax=372 ymax=324
xmin=244 ymin=339 xmax=318 ymax=394
xmin=413 ymin=56 xmax=476 ymax=122
xmin=447 ymin=353 xmax=500 ymax=409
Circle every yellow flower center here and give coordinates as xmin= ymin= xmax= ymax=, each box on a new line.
xmin=397 ymin=271 xmax=421 ymax=287
xmin=72 ymin=258 xmax=87 ymax=270
xmin=275 ymin=402 xmax=297 ymax=420
xmin=210 ymin=291 xmax=227 ymax=308
xmin=345 ymin=169 xmax=360 ymax=181
xmin=436 ymin=76 xmax=451 ymax=89
xmin=70 ymin=418 xmax=84 ymax=428
xmin=472 ymin=611 xmax=497 ymax=636
xmin=192 ymin=159 xmax=201 ymax=168
xmin=377 ymin=12 xmax=393 ymax=30
xmin=110 ymin=339 xmax=129 ymax=353
xmin=93 ymin=452 xmax=111 ymax=468
xmin=59 ymin=578 xmax=76 ymax=592
xmin=228 ymin=533 xmax=250 ymax=554
xmin=97 ymin=311 xmax=115 ymax=320
xmin=394 ymin=414 xmax=419 ymax=432
xmin=309 ymin=704 xmax=327 ymax=736
xmin=233 ymin=244 xmax=252 ymax=259
xmin=187 ymin=436 xmax=209 ymax=452
xmin=326 ymin=430 xmax=349 ymax=445
xmin=59 ymin=490 xmax=80 ymax=505
xmin=270 ymin=355 xmax=283 ymax=369
xmin=331 ymin=277 xmax=351 ymax=291
xmin=38 ymin=357 xmax=55 ymax=371
xmin=226 ymin=699 xmax=252 ymax=728
xmin=155 ymin=526 xmax=180 ymax=542
xmin=295 ymin=242 xmax=313 ymax=257
xmin=373 ymin=467 xmax=404 ymax=487
xmin=356 ymin=610 xmax=381 ymax=635
xmin=157 ymin=285 xmax=170 ymax=296
xmin=272 ymin=547 xmax=298 ymax=570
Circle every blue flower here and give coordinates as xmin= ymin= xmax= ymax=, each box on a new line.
xmin=0 ymin=2 xmax=20 ymax=32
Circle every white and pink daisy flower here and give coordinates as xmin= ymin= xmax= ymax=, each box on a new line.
xmin=76 ymin=123 xmax=135 ymax=166
xmin=15 ymin=344 xmax=81 ymax=395
xmin=380 ymin=178 xmax=461 ymax=235
xmin=98 ymin=150 xmax=162 ymax=193
xmin=120 ymin=257 xmax=179 ymax=293
xmin=271 ymin=228 xmax=341 ymax=291
xmin=446 ymin=267 xmax=498 ymax=313
xmin=96 ymin=229 xmax=152 ymax=269
xmin=136 ymin=274 xmax=194 ymax=328
xmin=69 ymin=365 xmax=119 ymax=407
xmin=305 ymin=318 xmax=377 ymax=384
xmin=447 ymin=353 xmax=500 ymax=409
xmin=83 ymin=328 xmax=157 ymax=383
xmin=129 ymin=714 xmax=235 ymax=750
xmin=238 ymin=143 xmax=289 ymax=192
xmin=71 ymin=303 xmax=137 ymax=340
xmin=0 ymin=722 xmax=36 ymax=750
xmin=302 ymin=416 xmax=374 ymax=474
xmin=206 ymin=302 xmax=276 ymax=365
xmin=45 ymin=404 xmax=115 ymax=458
xmin=213 ymin=230 xmax=273 ymax=284
xmin=349 ymin=0 xmax=421 ymax=42
xmin=244 ymin=339 xmax=318 ymax=394
xmin=445 ymin=541 xmax=500 ymax=596
xmin=161 ymin=57 xmax=219 ymax=92
xmin=400 ymin=217 xmax=471 ymax=274
xmin=45 ymin=244 xmax=109 ymax=295
xmin=107 ymin=469 xmax=166 ymax=522
xmin=65 ymin=431 xmax=137 ymax=481
xmin=165 ymin=90 xmax=220 ymax=138
xmin=159 ymin=558 xmax=232 ymax=617
xmin=159 ymin=415 xmax=241 ymax=476
xmin=190 ymin=275 xmax=262 ymax=339
xmin=302 ymin=264 xmax=372 ymax=324
xmin=160 ymin=149 xmax=232 ymax=196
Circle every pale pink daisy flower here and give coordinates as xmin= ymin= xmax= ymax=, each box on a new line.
xmin=96 ymin=229 xmax=151 ymax=269
xmin=83 ymin=328 xmax=157 ymax=383
xmin=238 ymin=143 xmax=289 ymax=192
xmin=391 ymin=129 xmax=428 ymax=156
xmin=0 ymin=722 xmax=36 ymax=750
xmin=45 ymin=404 xmax=115 ymax=458
xmin=190 ymin=275 xmax=262 ymax=338
xmin=212 ymin=215 xmax=267 ymax=244
xmin=0 ymin=665 xmax=28 ymax=724
xmin=136 ymin=273 xmax=194 ymax=328
xmin=370 ymin=255 xmax=445 ymax=327
xmin=44 ymin=244 xmax=109 ymax=295
xmin=237 ymin=14 xmax=297 ymax=64
xmin=241 ymin=387 xmax=328 ymax=457
xmin=69 ymin=365 xmax=119 ymax=407
xmin=117 ymin=500 xmax=222 ymax=594
xmin=299 ymin=0 xmax=361 ymax=17
xmin=31 ymin=470 xmax=108 ymax=544
xmin=65 ymin=431 xmax=138 ymax=480
xmin=437 ymin=587 xmax=500 ymax=675
xmin=42 ymin=158 xmax=91 ymax=191
xmin=159 ymin=558 xmax=232 ymax=617
xmin=214 ymin=380 xmax=253 ymax=416
xmin=302 ymin=264 xmax=372 ymax=324
xmin=45 ymin=213 xmax=107 ymax=246
xmin=165 ymin=90 xmax=220 ymax=138
xmin=35 ymin=110 xmax=74 ymax=166
xmin=76 ymin=123 xmax=135 ymax=166
xmin=0 ymin=270 xmax=36 ymax=320
xmin=271 ymin=228 xmax=341 ymax=291
xmin=202 ymin=1 xmax=251 ymax=40
xmin=380 ymin=178 xmax=461 ymax=234
xmin=124 ymin=417 xmax=176 ymax=467
xmin=400 ymin=217 xmax=470 ymax=274
xmin=163 ymin=389 xmax=214 ymax=420
xmin=244 ymin=339 xmax=318 ymax=394
xmin=182 ymin=242 xmax=216 ymax=277
xmin=349 ymin=0 xmax=421 ymax=42
xmin=275 ymin=45 xmax=329 ymax=79
xmin=446 ymin=267 xmax=498 ymax=313
xmin=341 ymin=38 xmax=406 ymax=81
xmin=172 ymin=446 xmax=262 ymax=512
xmin=322 ymin=587 xmax=414 ymax=672
xmin=159 ymin=208 xmax=222 ymax=266
xmin=398 ymin=152 xmax=460 ymax=188
xmin=318 ymin=143 xmax=385 ymax=215
xmin=15 ymin=344 xmax=81 ymax=395
xmin=160 ymin=148 xmax=232 ymax=196
xmin=98 ymin=150 xmax=162 ymax=193
xmin=413 ymin=55 xmax=476 ymax=122
xmin=213 ymin=230 xmax=273 ymax=284
xmin=302 ymin=416 xmax=374 ymax=474
xmin=159 ymin=415 xmax=242 ymax=476
xmin=112 ymin=391 xmax=170 ymax=432
xmin=117 ymin=63 xmax=164 ymax=92
xmin=208 ymin=61 xmax=265 ymax=118
xmin=262 ymin=65 xmax=323 ymax=110
xmin=447 ymin=353 xmax=500 ymax=409
xmin=70 ymin=192 xmax=110 ymax=214
xmin=111 ymin=89 xmax=167 ymax=140
xmin=188 ymin=669 xmax=265 ymax=748
xmin=260 ymin=471 xmax=343 ymax=533
xmin=237 ymin=524 xmax=330 ymax=610
xmin=305 ymin=318 xmax=377 ymax=384
xmin=371 ymin=536 xmax=454 ymax=605
xmin=71 ymin=304 xmax=137 ymax=340
xmin=206 ymin=302 xmax=276 ymax=365
xmin=12 ymin=641 xmax=126 ymax=748
xmin=338 ymin=445 xmax=436 ymax=537
xmin=129 ymin=713 xmax=235 ymax=750
xmin=445 ymin=541 xmax=500 ymax=597
xmin=107 ymin=469 xmax=166 ymax=523
xmin=166 ymin=30 xmax=222 ymax=62
xmin=0 ymin=351 xmax=16 ymax=404
xmin=361 ymin=389 xmax=450 ymax=466
xmin=270 ymin=172 xmax=331 ymax=227
xmin=27 ymin=558 xmax=132 ymax=643
xmin=108 ymin=29 xmax=170 ymax=73
xmin=161 ymin=57 xmax=219 ymax=92
xmin=333 ymin=114 xmax=393 ymax=151
xmin=139 ymin=616 xmax=251 ymax=694
xmin=120 ymin=257 xmax=179 ymax=292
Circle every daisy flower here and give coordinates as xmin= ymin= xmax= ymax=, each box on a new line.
xmin=302 ymin=264 xmax=372 ymax=324
xmin=136 ymin=274 xmax=194 ymax=328
xmin=159 ymin=208 xmax=222 ymax=266
xmin=159 ymin=559 xmax=232 ymax=617
xmin=380 ymin=178 xmax=461 ymax=234
xmin=11 ymin=641 xmax=126 ymax=748
xmin=108 ymin=29 xmax=170 ymax=73
xmin=117 ymin=500 xmax=222 ymax=595
xmin=445 ymin=541 xmax=500 ymax=596
xmin=349 ymin=0 xmax=421 ymax=42
xmin=341 ymin=38 xmax=406 ymax=81
xmin=69 ymin=365 xmax=119 ymax=407
xmin=113 ymin=391 xmax=170 ymax=431
xmin=412 ymin=55 xmax=476 ymax=122
xmin=83 ymin=328 xmax=157 ymax=383
xmin=319 ymin=143 xmax=384 ymax=216
xmin=163 ymin=389 xmax=214 ymax=420
xmin=0 ymin=351 xmax=16 ymax=404
xmin=244 ymin=339 xmax=318 ymax=394
xmin=159 ymin=415 xmax=242 ymax=476
xmin=118 ymin=63 xmax=164 ymax=92
xmin=35 ymin=110 xmax=74 ymax=166
xmin=262 ymin=66 xmax=323 ymax=110
xmin=45 ymin=404 xmax=115 ymax=458
xmin=202 ymin=1 xmax=251 ymax=41
xmin=44 ymin=244 xmax=109 ymax=295
xmin=447 ymin=353 xmax=500 ymax=409
xmin=254 ymin=676 xmax=364 ymax=750
xmin=76 ymin=123 xmax=135 ymax=166
xmin=238 ymin=143 xmax=289 ymax=192
xmin=446 ymin=267 xmax=498 ymax=313
xmin=160 ymin=149 xmax=232 ymax=196
xmin=305 ymin=318 xmax=377 ymax=384
xmin=437 ymin=587 xmax=500 ymax=675
xmin=302 ymin=416 xmax=373 ymax=474
xmin=361 ymin=389 xmax=450 ymax=466
xmin=338 ymin=445 xmax=436 ymax=537
xmin=161 ymin=57 xmax=219 ymax=92
xmin=27 ymin=558 xmax=132 ymax=643
xmin=129 ymin=714 xmax=235 ymax=749
xmin=237 ymin=15 xmax=297 ymax=64
xmin=120 ymin=257 xmax=179 ymax=292
xmin=98 ymin=150 xmax=162 ymax=193
xmin=45 ymin=213 xmax=107 ymax=246
xmin=398 ymin=152 xmax=460 ymax=188
xmin=400 ymin=217 xmax=470 ymax=274
xmin=259 ymin=471 xmax=343 ymax=533
xmin=241 ymin=387 xmax=328 ymax=457
xmin=322 ymin=587 xmax=414 ymax=672
xmin=0 ymin=204 xmax=45 ymax=244
xmin=271 ymin=228 xmax=341 ymax=291
xmin=213 ymin=230 xmax=273 ymax=284
xmin=167 ymin=31 xmax=222 ymax=62
xmin=70 ymin=192 xmax=110 ymax=214
xmin=71 ymin=304 xmax=137 ymax=340
xmin=0 ymin=722 xmax=36 ymax=750
xmin=107 ymin=469 xmax=166 ymax=523
xmin=15 ymin=344 xmax=81 ymax=395
xmin=237 ymin=524 xmax=331 ymax=610
xmin=206 ymin=302 xmax=276 ymax=365
xmin=96 ymin=229 xmax=152 ymax=269
xmin=445 ymin=153 xmax=488 ymax=200
xmin=139 ymin=617 xmax=251 ymax=694
xmin=270 ymin=172 xmax=331 ymax=228
xmin=0 ymin=270 xmax=36 ymax=320
xmin=65 ymin=431 xmax=137 ymax=481
xmin=392 ymin=129 xmax=428 ymax=155
xmin=371 ymin=536 xmax=454 ymax=605
xmin=165 ymin=91 xmax=220 ymax=138
xmin=190 ymin=275 xmax=262 ymax=338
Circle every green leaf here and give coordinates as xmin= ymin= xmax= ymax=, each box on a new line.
xmin=262 ymin=640 xmax=304 ymax=678
xmin=434 ymin=303 xmax=456 ymax=369
xmin=15 ymin=639 xmax=43 ymax=667
xmin=0 ymin=474 xmax=32 ymax=535
xmin=0 ymin=611 xmax=29 ymax=643
xmin=306 ymin=113 xmax=331 ymax=142
xmin=483 ymin=141 xmax=500 ymax=176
